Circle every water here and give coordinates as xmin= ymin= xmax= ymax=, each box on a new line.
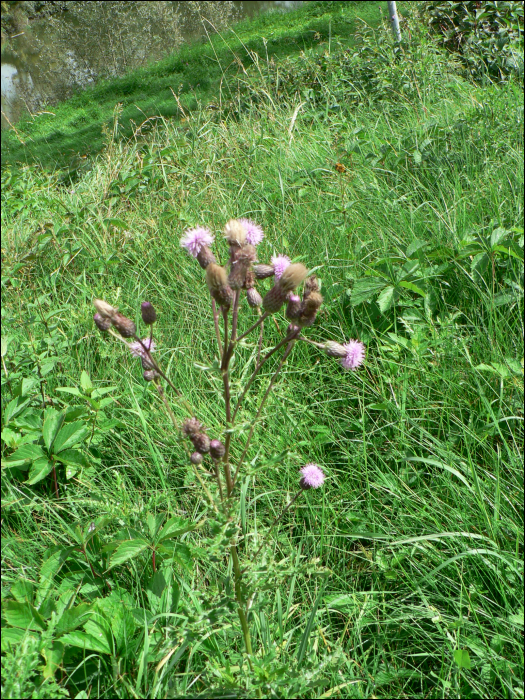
xmin=1 ymin=1 xmax=302 ymax=129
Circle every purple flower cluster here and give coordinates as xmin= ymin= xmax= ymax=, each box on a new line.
xmin=180 ymin=227 xmax=215 ymax=257
xmin=341 ymin=340 xmax=365 ymax=371
xmin=300 ymin=463 xmax=325 ymax=489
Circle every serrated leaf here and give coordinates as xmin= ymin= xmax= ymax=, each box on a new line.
xmin=3 ymin=397 xmax=32 ymax=424
xmin=55 ymin=449 xmax=89 ymax=469
xmin=52 ymin=421 xmax=89 ymax=453
xmin=43 ymin=408 xmax=65 ymax=452
xmin=59 ymin=630 xmax=112 ymax=655
xmin=157 ymin=542 xmax=193 ymax=568
xmin=399 ymin=280 xmax=426 ymax=297
xmin=55 ymin=387 xmax=83 ymax=397
xmin=41 ymin=641 xmax=65 ymax=679
xmin=4 ymin=443 xmax=45 ymax=468
xmin=3 ymin=600 xmax=46 ymax=630
xmin=11 ymin=580 xmax=35 ymax=603
xmin=156 ymin=516 xmax=196 ymax=543
xmin=377 ymin=286 xmax=396 ymax=313
xmin=108 ymin=539 xmax=149 ymax=569
xmin=1 ymin=627 xmax=34 ymax=651
xmin=350 ymin=277 xmax=387 ymax=306
xmin=147 ymin=513 xmax=165 ymax=540
xmin=26 ymin=457 xmax=54 ymax=485
xmin=56 ymin=603 xmax=92 ymax=635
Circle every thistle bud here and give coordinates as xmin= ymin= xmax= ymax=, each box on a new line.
xmin=224 ymin=219 xmax=247 ymax=247
xmin=279 ymin=263 xmax=308 ymax=293
xmin=209 ymin=439 xmax=225 ymax=460
xmin=94 ymin=313 xmax=112 ymax=331
xmin=285 ymin=294 xmax=302 ymax=320
xmin=112 ymin=313 xmax=137 ymax=338
xmin=93 ymin=298 xmax=118 ymax=319
xmin=196 ymin=245 xmax=216 ymax=269
xmin=246 ymin=287 xmax=263 ymax=308
xmin=141 ymin=302 xmax=157 ymax=325
xmin=228 ymin=244 xmax=256 ymax=290
xmin=254 ymin=264 xmax=275 ymax=279
xmin=323 ymin=341 xmax=348 ymax=358
xmin=262 ymin=283 xmax=288 ymax=313
xmin=190 ymin=452 xmax=204 ymax=465
xmin=182 ymin=417 xmax=203 ymax=437
xmin=191 ymin=432 xmax=211 ymax=454
xmin=298 ymin=291 xmax=323 ymax=327
xmin=143 ymin=369 xmax=159 ymax=381
xmin=206 ymin=263 xmax=234 ymax=309
xmin=141 ymin=355 xmax=156 ymax=370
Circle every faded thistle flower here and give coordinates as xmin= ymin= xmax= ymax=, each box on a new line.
xmin=129 ymin=337 xmax=156 ymax=359
xmin=191 ymin=432 xmax=211 ymax=454
xmin=246 ymin=287 xmax=263 ymax=308
xmin=143 ymin=369 xmax=159 ymax=382
xmin=190 ymin=452 xmax=204 ymax=465
xmin=206 ymin=263 xmax=234 ymax=309
xmin=285 ymin=294 xmax=302 ymax=321
xmin=298 ymin=291 xmax=323 ymax=327
xmin=141 ymin=302 xmax=157 ymax=325
xmin=228 ymin=244 xmax=257 ymax=290
xmin=299 ymin=463 xmax=325 ymax=490
xmin=224 ymin=219 xmax=247 ymax=248
xmin=238 ymin=218 xmax=264 ymax=246
xmin=181 ymin=227 xmax=215 ymax=257
xmin=340 ymin=340 xmax=366 ymax=371
xmin=93 ymin=298 xmax=118 ymax=319
xmin=182 ymin=417 xmax=203 ymax=437
xmin=263 ymin=263 xmax=308 ymax=314
xmin=112 ymin=313 xmax=136 ymax=338
xmin=94 ymin=313 xmax=112 ymax=331
xmin=271 ymin=254 xmax=291 ymax=280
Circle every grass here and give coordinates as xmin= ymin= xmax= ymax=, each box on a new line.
xmin=1 ymin=2 xmax=524 ymax=698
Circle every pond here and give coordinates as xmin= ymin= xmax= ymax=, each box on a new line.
xmin=1 ymin=1 xmax=303 ymax=129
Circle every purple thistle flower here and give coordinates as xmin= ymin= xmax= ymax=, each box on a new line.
xmin=181 ymin=227 xmax=215 ymax=257
xmin=340 ymin=340 xmax=365 ymax=371
xmin=129 ymin=337 xmax=156 ymax=359
xmin=239 ymin=218 xmax=264 ymax=246
xmin=300 ymin=463 xmax=325 ymax=489
xmin=271 ymin=254 xmax=291 ymax=280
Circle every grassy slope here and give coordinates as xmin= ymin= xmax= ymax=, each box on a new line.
xmin=2 ymin=2 xmax=524 ymax=699
xmin=2 ymin=0 xmax=389 ymax=170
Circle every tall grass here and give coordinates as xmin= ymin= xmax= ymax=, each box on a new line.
xmin=1 ymin=3 xmax=523 ymax=698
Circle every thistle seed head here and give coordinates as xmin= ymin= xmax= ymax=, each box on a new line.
xmin=94 ymin=313 xmax=112 ymax=331
xmin=298 ymin=291 xmax=323 ymax=327
xmin=253 ymin=264 xmax=275 ymax=280
xmin=303 ymin=275 xmax=320 ymax=299
xmin=206 ymin=263 xmax=234 ymax=309
xmin=224 ymin=219 xmax=247 ymax=247
xmin=210 ymin=439 xmax=226 ymax=460
xmin=279 ymin=263 xmax=308 ymax=293
xmin=112 ymin=313 xmax=137 ymax=338
xmin=93 ymin=298 xmax=118 ymax=319
xmin=191 ymin=432 xmax=211 ymax=454
xmin=141 ymin=302 xmax=157 ymax=325
xmin=228 ymin=244 xmax=257 ymax=290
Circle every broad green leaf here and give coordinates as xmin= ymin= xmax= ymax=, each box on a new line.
xmin=405 ymin=239 xmax=428 ymax=258
xmin=43 ymin=408 xmax=65 ymax=452
xmin=3 ymin=600 xmax=46 ymax=631
xmin=52 ymin=421 xmax=90 ymax=453
xmin=399 ymin=280 xmax=426 ymax=297
xmin=60 ymin=630 xmax=112 ymax=655
xmin=56 ymin=603 xmax=92 ymax=635
xmin=350 ymin=277 xmax=387 ymax=306
xmin=41 ymin=641 xmax=65 ymax=679
xmin=493 ymin=244 xmax=524 ymax=261
xmin=55 ymin=449 xmax=89 ymax=469
xmin=1 ymin=627 xmax=35 ymax=651
xmin=147 ymin=513 xmax=165 ymax=540
xmin=10 ymin=580 xmax=35 ymax=603
xmin=454 ymin=649 xmax=472 ymax=669
xmin=26 ymin=458 xmax=54 ymax=485
xmin=377 ymin=286 xmax=397 ymax=313
xmin=56 ymin=387 xmax=83 ymax=398
xmin=65 ymin=466 xmax=78 ymax=480
xmin=157 ymin=542 xmax=193 ymax=568
xmin=157 ymin=516 xmax=196 ymax=543
xmin=108 ymin=539 xmax=149 ymax=569
xmin=490 ymin=227 xmax=508 ymax=248
xmin=3 ymin=397 xmax=32 ymax=425
xmin=4 ymin=443 xmax=44 ymax=467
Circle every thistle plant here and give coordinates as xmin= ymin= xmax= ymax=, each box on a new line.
xmin=92 ymin=218 xmax=365 ymax=690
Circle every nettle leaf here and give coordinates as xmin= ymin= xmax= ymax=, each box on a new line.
xmin=42 ymin=408 xmax=65 ymax=452
xmin=3 ymin=443 xmax=45 ymax=468
xmin=52 ymin=421 xmax=90 ymax=453
xmin=108 ymin=539 xmax=150 ymax=569
xmin=26 ymin=458 xmax=54 ymax=485
xmin=156 ymin=516 xmax=196 ymax=543
xmin=3 ymin=600 xmax=46 ymax=631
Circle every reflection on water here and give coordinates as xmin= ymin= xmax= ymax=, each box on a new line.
xmin=1 ymin=0 xmax=303 ymax=129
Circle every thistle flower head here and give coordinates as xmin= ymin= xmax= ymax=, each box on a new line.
xmin=182 ymin=417 xmax=203 ymax=437
xmin=271 ymin=254 xmax=291 ymax=280
xmin=112 ymin=313 xmax=137 ymax=338
xmin=129 ymin=337 xmax=156 ymax=359
xmin=298 ymin=291 xmax=323 ymax=327
xmin=238 ymin=218 xmax=264 ymax=246
xmin=246 ymin=287 xmax=263 ymax=308
xmin=323 ymin=341 xmax=348 ymax=358
xmin=181 ymin=227 xmax=215 ymax=257
xmin=285 ymin=293 xmax=302 ymax=320
xmin=340 ymin=340 xmax=366 ymax=371
xmin=300 ymin=463 xmax=325 ymax=490
xmin=141 ymin=301 xmax=157 ymax=325
xmin=210 ymin=439 xmax=226 ymax=460
xmin=93 ymin=298 xmax=118 ymax=319
xmin=303 ymin=275 xmax=320 ymax=299
xmin=190 ymin=452 xmax=204 ymax=465
xmin=224 ymin=219 xmax=247 ymax=247
xmin=279 ymin=263 xmax=308 ymax=293
xmin=254 ymin=263 xmax=275 ymax=279
xmin=206 ymin=263 xmax=234 ymax=309
xmin=143 ymin=369 xmax=159 ymax=382
xmin=94 ymin=313 xmax=112 ymax=331
xmin=191 ymin=432 xmax=211 ymax=454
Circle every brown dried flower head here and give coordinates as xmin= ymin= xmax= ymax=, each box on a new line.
xmin=191 ymin=432 xmax=211 ymax=454
xmin=279 ymin=263 xmax=308 ymax=293
xmin=253 ymin=264 xmax=275 ymax=280
xmin=206 ymin=263 xmax=234 ymax=309
xmin=94 ymin=313 xmax=112 ymax=331
xmin=228 ymin=244 xmax=257 ymax=290
xmin=303 ymin=275 xmax=320 ymax=299
xmin=298 ymin=291 xmax=323 ymax=327
xmin=224 ymin=219 xmax=247 ymax=247
xmin=93 ymin=299 xmax=118 ymax=319
xmin=246 ymin=287 xmax=263 ymax=308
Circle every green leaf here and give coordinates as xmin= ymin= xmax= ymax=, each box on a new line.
xmin=3 ymin=397 xmax=32 ymax=424
xmin=52 ymin=421 xmax=90 ymax=453
xmin=56 ymin=387 xmax=83 ymax=398
xmin=108 ymin=539 xmax=149 ymax=569
xmin=3 ymin=443 xmax=45 ymax=468
xmin=454 ymin=649 xmax=472 ymax=669
xmin=26 ymin=457 xmax=54 ymax=485
xmin=55 ymin=449 xmax=90 ymax=469
xmin=399 ymin=280 xmax=426 ymax=297
xmin=80 ymin=370 xmax=93 ymax=395
xmin=41 ymin=641 xmax=65 ymax=679
xmin=377 ymin=286 xmax=397 ymax=313
xmin=350 ymin=277 xmax=388 ymax=306
xmin=10 ymin=580 xmax=35 ymax=603
xmin=3 ymin=600 xmax=46 ymax=631
xmin=1 ymin=627 xmax=36 ymax=651
xmin=56 ymin=603 xmax=92 ymax=635
xmin=43 ymin=408 xmax=65 ymax=452
xmin=157 ymin=542 xmax=193 ymax=568
xmin=147 ymin=513 xmax=165 ymax=540
xmin=59 ymin=630 xmax=112 ymax=655
xmin=157 ymin=516 xmax=196 ymax=543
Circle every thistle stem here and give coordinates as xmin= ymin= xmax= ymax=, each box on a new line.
xmin=211 ymin=299 xmax=223 ymax=356
xmin=235 ymin=312 xmax=269 ymax=344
